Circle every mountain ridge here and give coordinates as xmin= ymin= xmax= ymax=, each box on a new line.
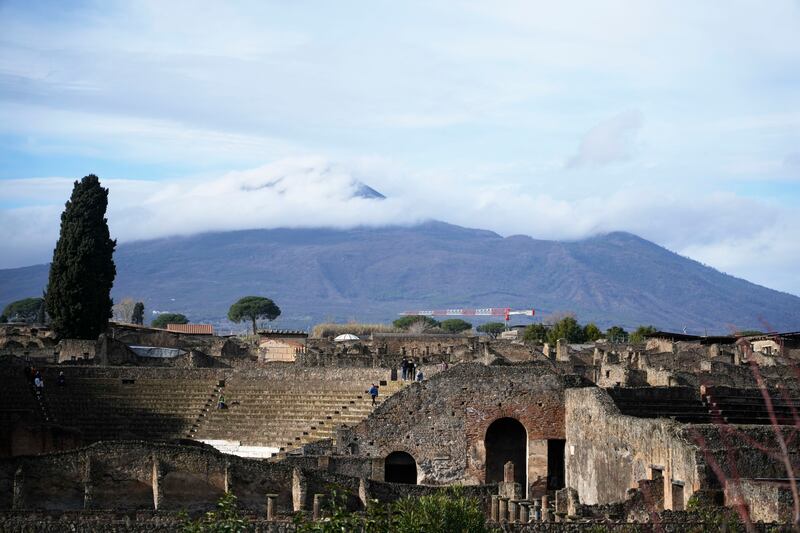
xmin=1 ymin=222 xmax=798 ymax=334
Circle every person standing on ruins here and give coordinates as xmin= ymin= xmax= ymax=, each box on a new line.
xmin=401 ymin=357 xmax=408 ymax=380
xmin=369 ymin=383 xmax=379 ymax=406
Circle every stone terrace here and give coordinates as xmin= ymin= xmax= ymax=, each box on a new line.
xmin=193 ymin=376 xmax=405 ymax=456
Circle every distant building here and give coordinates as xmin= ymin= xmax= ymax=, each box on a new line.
xmin=166 ymin=324 xmax=214 ymax=335
xmin=259 ymin=338 xmax=306 ymax=362
xmin=258 ymin=329 xmax=308 ymax=345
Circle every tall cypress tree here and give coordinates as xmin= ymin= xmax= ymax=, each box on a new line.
xmin=45 ymin=175 xmax=117 ymax=339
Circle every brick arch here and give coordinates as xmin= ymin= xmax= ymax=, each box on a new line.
xmin=385 ymin=450 xmax=417 ymax=484
xmin=484 ymin=417 xmax=527 ymax=488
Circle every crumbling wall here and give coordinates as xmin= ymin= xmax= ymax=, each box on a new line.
xmin=338 ymin=363 xmax=586 ymax=496
xmin=565 ymin=387 xmax=704 ymax=510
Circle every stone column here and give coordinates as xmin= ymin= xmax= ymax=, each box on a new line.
xmin=490 ymin=495 xmax=499 ymax=522
xmin=265 ymin=494 xmax=278 ymax=520
xmin=151 ymin=455 xmax=163 ymax=511
xmin=504 ymin=461 xmax=514 ymax=483
xmin=541 ymin=494 xmax=550 ymax=522
xmin=498 ymin=497 xmax=509 ymax=523
xmin=358 ymin=477 xmax=369 ymax=508
xmin=82 ymin=458 xmax=93 ymax=510
xmin=12 ymin=467 xmax=24 ymax=510
xmin=508 ymin=500 xmax=518 ymax=524
xmin=292 ymin=468 xmax=307 ymax=512
xmin=313 ymin=493 xmax=325 ymax=521
xmin=519 ymin=501 xmax=530 ymax=524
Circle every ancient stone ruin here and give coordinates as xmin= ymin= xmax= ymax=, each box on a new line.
xmin=2 ymin=323 xmax=800 ymax=530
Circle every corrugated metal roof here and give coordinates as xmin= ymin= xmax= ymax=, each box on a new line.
xmin=166 ymin=323 xmax=214 ymax=335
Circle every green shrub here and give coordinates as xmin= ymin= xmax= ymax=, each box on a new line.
xmin=182 ymin=492 xmax=247 ymax=533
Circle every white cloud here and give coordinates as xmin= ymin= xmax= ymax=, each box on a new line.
xmin=566 ymin=110 xmax=644 ymax=168
xmin=3 ymin=156 xmax=798 ymax=296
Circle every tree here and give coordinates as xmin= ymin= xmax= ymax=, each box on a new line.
xmin=392 ymin=315 xmax=440 ymax=331
xmin=227 ymin=296 xmax=281 ymax=335
xmin=0 ymin=315 xmax=6 ymax=323
xmin=2 ymin=297 xmax=45 ymax=323
xmin=523 ymin=323 xmax=548 ymax=343
xmin=477 ymin=322 xmax=506 ymax=338
xmin=151 ymin=313 xmax=188 ymax=329
xmin=735 ymin=329 xmax=763 ymax=337
xmin=583 ymin=322 xmax=603 ymax=342
xmin=45 ymin=175 xmax=116 ymax=339
xmin=440 ymin=318 xmax=472 ymax=333
xmin=629 ymin=325 xmax=657 ymax=344
xmin=606 ymin=325 xmax=627 ymax=343
xmin=546 ymin=315 xmax=586 ymax=344
xmin=132 ymin=302 xmax=145 ymax=325
xmin=112 ymin=297 xmax=137 ymax=323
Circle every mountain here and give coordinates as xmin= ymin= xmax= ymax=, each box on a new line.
xmin=2 ymin=221 xmax=799 ymax=334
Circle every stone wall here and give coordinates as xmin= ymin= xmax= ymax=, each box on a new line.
xmin=565 ymin=387 xmax=800 ymax=512
xmin=565 ymin=387 xmax=704 ymax=510
xmin=338 ymin=363 xmax=588 ymax=497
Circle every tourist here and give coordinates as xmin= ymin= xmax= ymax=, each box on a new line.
xmin=440 ymin=361 xmax=449 ymax=372
xmin=34 ymin=375 xmax=44 ymax=393
xmin=217 ymin=394 xmax=227 ymax=409
xmin=401 ymin=357 xmax=409 ymax=380
xmin=415 ymin=368 xmax=424 ymax=382
xmin=57 ymin=371 xmax=66 ymax=386
xmin=369 ymin=383 xmax=379 ymax=406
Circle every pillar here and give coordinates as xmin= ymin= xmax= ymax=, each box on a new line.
xmin=519 ymin=501 xmax=530 ymax=524
xmin=313 ymin=493 xmax=325 ymax=521
xmin=490 ymin=495 xmax=499 ymax=522
xmin=292 ymin=468 xmax=307 ymax=512
xmin=265 ymin=494 xmax=278 ymax=520
xmin=317 ymin=456 xmax=330 ymax=470
xmin=509 ymin=500 xmax=518 ymax=524
xmin=504 ymin=461 xmax=514 ymax=483
xmin=498 ymin=497 xmax=508 ymax=523
xmin=82 ymin=458 xmax=93 ymax=510
xmin=542 ymin=494 xmax=550 ymax=522
xmin=151 ymin=455 xmax=163 ymax=510
xmin=12 ymin=467 xmax=24 ymax=510
xmin=358 ymin=477 xmax=369 ymax=508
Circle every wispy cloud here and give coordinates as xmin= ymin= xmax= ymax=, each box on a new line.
xmin=566 ymin=110 xmax=644 ymax=168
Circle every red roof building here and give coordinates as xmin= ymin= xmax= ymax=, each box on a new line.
xmin=166 ymin=323 xmax=214 ymax=335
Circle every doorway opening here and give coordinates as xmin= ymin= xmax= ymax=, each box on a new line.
xmin=385 ymin=451 xmax=417 ymax=484
xmin=485 ymin=417 xmax=527 ymax=490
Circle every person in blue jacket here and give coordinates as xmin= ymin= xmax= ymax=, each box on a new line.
xmin=369 ymin=383 xmax=379 ymax=406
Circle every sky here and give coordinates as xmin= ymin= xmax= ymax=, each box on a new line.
xmin=1 ymin=0 xmax=799 ymax=295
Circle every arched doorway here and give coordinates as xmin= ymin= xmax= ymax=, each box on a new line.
xmin=385 ymin=451 xmax=417 ymax=484
xmin=485 ymin=417 xmax=527 ymax=490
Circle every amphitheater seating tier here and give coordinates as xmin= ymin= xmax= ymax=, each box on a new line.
xmin=42 ymin=376 xmax=220 ymax=442
xmin=703 ymin=387 xmax=800 ymax=425
xmin=193 ymin=378 xmax=404 ymax=452
xmin=607 ymin=387 xmax=713 ymax=423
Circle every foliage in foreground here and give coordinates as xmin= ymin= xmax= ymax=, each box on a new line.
xmin=295 ymin=487 xmax=495 ymax=533
xmin=182 ymin=492 xmax=247 ymax=533
xmin=181 ymin=489 xmax=494 ymax=533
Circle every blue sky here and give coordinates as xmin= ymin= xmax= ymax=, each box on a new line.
xmin=1 ymin=0 xmax=799 ymax=294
